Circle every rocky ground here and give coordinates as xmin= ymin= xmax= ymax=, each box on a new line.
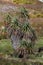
xmin=0 ymin=1 xmax=43 ymax=22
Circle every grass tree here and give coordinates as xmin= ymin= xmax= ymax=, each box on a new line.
xmin=5 ymin=7 xmax=37 ymax=58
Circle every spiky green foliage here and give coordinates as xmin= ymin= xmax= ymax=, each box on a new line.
xmin=20 ymin=7 xmax=29 ymax=18
xmin=5 ymin=14 xmax=12 ymax=24
xmin=5 ymin=7 xmax=37 ymax=55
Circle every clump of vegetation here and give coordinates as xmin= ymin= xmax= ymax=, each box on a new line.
xmin=4 ymin=7 xmax=37 ymax=58
xmin=0 ymin=39 xmax=14 ymax=55
xmin=13 ymin=0 xmax=36 ymax=4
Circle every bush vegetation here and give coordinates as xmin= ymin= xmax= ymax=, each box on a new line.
xmin=13 ymin=0 xmax=36 ymax=4
xmin=0 ymin=39 xmax=14 ymax=55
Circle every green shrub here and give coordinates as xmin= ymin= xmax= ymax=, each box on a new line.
xmin=0 ymin=39 xmax=14 ymax=55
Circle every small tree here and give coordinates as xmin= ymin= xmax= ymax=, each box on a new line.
xmin=5 ymin=7 xmax=37 ymax=58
